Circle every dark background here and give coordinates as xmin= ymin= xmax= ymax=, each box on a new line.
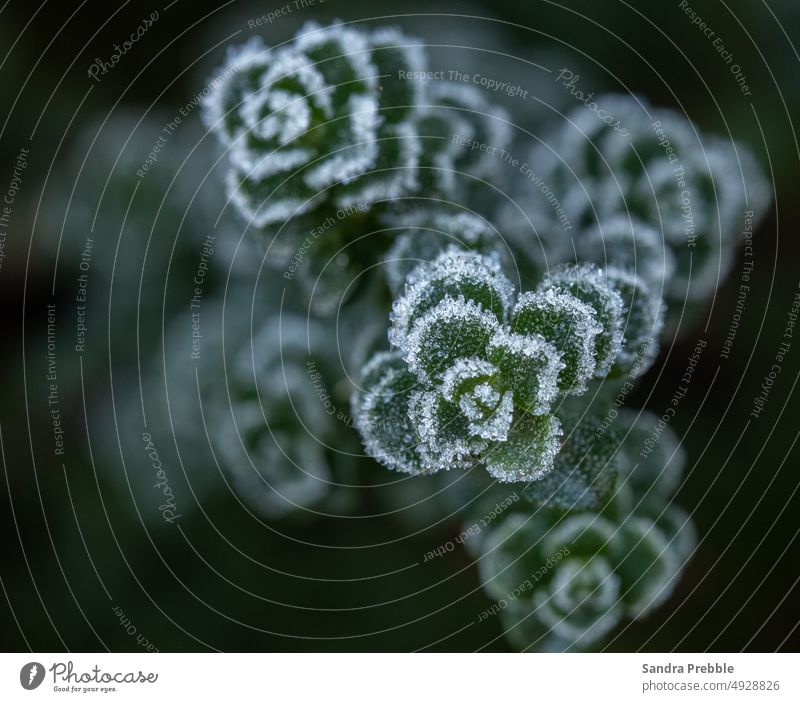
xmin=0 ymin=0 xmax=798 ymax=651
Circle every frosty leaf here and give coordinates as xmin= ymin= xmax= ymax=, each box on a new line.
xmin=614 ymin=516 xmax=680 ymax=617
xmin=358 ymin=350 xmax=408 ymax=390
xmin=483 ymin=412 xmax=562 ymax=483
xmin=605 ymin=267 xmax=664 ymax=377
xmin=616 ymin=409 xmax=686 ymax=500
xmin=382 ymin=209 xmax=504 ymax=296
xmin=539 ymin=264 xmax=624 ymax=378
xmin=413 ymin=106 xmax=469 ymax=195
xmin=439 ymin=358 xmax=513 ymax=442
xmin=485 ymin=329 xmax=562 ymax=415
xmin=226 ymin=162 xmax=320 ymax=229
xmin=368 ymin=27 xmax=426 ymax=123
xmin=522 ymin=410 xmax=621 ymax=511
xmin=389 ymin=248 xmax=513 ymax=350
xmin=408 ymin=388 xmax=485 ymax=472
xmin=352 ymin=351 xmax=426 ymax=474
xmin=402 ymin=297 xmax=501 ymax=380
xmin=303 ymin=93 xmax=381 ymax=190
xmin=335 ymin=118 xmax=420 ymax=208
xmin=512 ymin=288 xmax=601 ymax=395
xmin=575 ymin=217 xmax=675 ymax=291
xmin=294 ymin=21 xmax=378 ymax=95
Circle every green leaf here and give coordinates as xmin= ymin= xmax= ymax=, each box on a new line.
xmin=522 ymin=410 xmax=621 ymax=511
xmin=605 ymin=268 xmax=664 ymax=377
xmin=486 ymin=329 xmax=562 ymax=414
xmin=539 ymin=264 xmax=625 ymax=378
xmin=483 ymin=412 xmax=562 ymax=482
xmin=512 ymin=288 xmax=601 ymax=394
xmin=403 ymin=297 xmax=500 ymax=380
xmin=352 ymin=352 xmax=426 ymax=474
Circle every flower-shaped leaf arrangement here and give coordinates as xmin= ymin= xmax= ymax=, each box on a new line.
xmin=353 ymin=250 xmax=663 ymax=483
xmin=202 ymin=22 xmax=514 ymax=317
xmin=203 ymin=24 xmax=422 ymax=228
xmin=475 ymin=409 xmax=694 ymax=651
xmin=502 ymin=94 xmax=771 ymax=308
xmin=203 ymin=22 xmax=510 ymax=251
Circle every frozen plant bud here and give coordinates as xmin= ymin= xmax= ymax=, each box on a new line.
xmin=356 ymin=252 xmax=646 ymax=483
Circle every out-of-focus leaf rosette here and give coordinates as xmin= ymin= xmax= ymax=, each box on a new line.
xmin=471 ymin=404 xmax=695 ymax=652
xmin=39 ymin=110 xmax=254 ymax=374
xmin=209 ymin=310 xmax=359 ymax=519
xmin=499 ymin=94 xmax=771 ymax=319
xmin=610 ymin=408 xmax=696 ymax=563
xmin=381 ymin=207 xmax=509 ymax=297
xmin=475 ymin=507 xmax=687 ymax=651
xmin=412 ymin=81 xmax=512 ymax=205
xmin=202 ymin=22 xmax=426 ymax=313
xmin=93 ymin=284 xmax=357 ymax=525
xmin=353 ymin=250 xmax=662 ymax=483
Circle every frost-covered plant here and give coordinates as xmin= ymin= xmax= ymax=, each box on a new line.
xmin=178 ymin=22 xmax=767 ymax=652
xmin=382 ymin=208 xmax=507 ymax=296
xmin=501 ymin=94 xmax=771 ymax=306
xmin=203 ymin=24 xmax=417 ymax=228
xmin=202 ymin=21 xmax=509 ymax=226
xmin=353 ymin=250 xmax=663 ymax=482
xmin=95 ymin=283 xmax=355 ymax=523
xmin=210 ymin=314 xmax=338 ymax=518
xmin=474 ymin=411 xmax=694 ymax=651
xmin=202 ymin=21 xmax=511 ymax=313
xmin=413 ymin=81 xmax=512 ymax=198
